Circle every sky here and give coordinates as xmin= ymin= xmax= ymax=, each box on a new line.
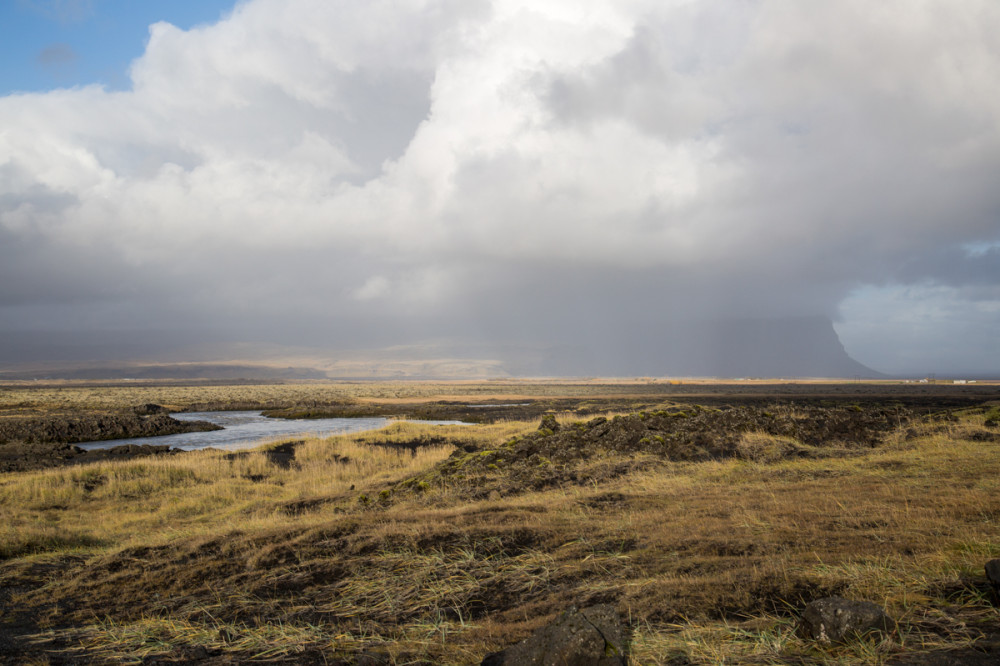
xmin=0 ymin=1 xmax=235 ymax=93
xmin=1 ymin=0 xmax=999 ymax=376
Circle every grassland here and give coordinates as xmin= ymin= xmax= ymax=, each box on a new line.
xmin=1 ymin=381 xmax=999 ymax=664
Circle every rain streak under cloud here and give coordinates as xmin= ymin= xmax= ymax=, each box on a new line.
xmin=1 ymin=0 xmax=999 ymax=375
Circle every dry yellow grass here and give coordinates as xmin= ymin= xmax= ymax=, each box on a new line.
xmin=0 ymin=381 xmax=673 ymax=417
xmin=735 ymin=430 xmax=813 ymax=462
xmin=2 ymin=391 xmax=1000 ymax=664
xmin=0 ymin=422 xmax=469 ymax=560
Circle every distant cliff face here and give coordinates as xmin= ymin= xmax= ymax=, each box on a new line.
xmin=537 ymin=317 xmax=882 ymax=378
xmin=685 ymin=317 xmax=881 ymax=378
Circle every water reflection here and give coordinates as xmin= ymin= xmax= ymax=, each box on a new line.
xmin=77 ymin=411 xmax=462 ymax=452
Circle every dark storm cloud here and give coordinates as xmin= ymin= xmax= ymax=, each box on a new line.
xmin=1 ymin=0 xmax=999 ymax=373
xmin=895 ymin=246 xmax=1000 ymax=289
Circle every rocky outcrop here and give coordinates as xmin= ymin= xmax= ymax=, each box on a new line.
xmin=133 ymin=403 xmax=170 ymax=416
xmin=0 ymin=412 xmax=219 ymax=446
xmin=0 ymin=411 xmax=221 ymax=472
xmin=798 ymin=597 xmax=894 ymax=644
xmin=538 ymin=413 xmax=561 ymax=433
xmin=985 ymin=560 xmax=1000 ymax=605
xmin=0 ymin=440 xmax=183 ymax=473
xmin=418 ymin=405 xmax=913 ymax=499
xmin=481 ymin=605 xmax=627 ymax=665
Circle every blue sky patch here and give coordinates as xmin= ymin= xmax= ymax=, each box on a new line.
xmin=0 ymin=0 xmax=236 ymax=94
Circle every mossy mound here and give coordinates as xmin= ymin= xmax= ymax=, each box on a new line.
xmin=405 ymin=404 xmax=914 ymax=498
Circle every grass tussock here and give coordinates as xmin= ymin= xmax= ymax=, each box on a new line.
xmin=736 ymin=430 xmax=815 ymax=462
xmin=2 ymin=387 xmax=1000 ymax=664
xmin=0 ymin=422 xmax=459 ymax=561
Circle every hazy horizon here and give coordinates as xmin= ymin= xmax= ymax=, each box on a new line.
xmin=2 ymin=1 xmax=999 ymax=377
xmin=0 ymin=316 xmax=994 ymax=379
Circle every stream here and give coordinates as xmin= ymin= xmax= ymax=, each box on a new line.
xmin=76 ymin=411 xmax=464 ymax=452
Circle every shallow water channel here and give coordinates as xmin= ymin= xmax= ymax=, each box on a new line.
xmin=76 ymin=411 xmax=464 ymax=452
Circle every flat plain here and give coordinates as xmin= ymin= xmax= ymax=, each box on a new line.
xmin=1 ymin=379 xmax=999 ymax=664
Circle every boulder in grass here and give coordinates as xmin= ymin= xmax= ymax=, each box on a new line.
xmin=986 ymin=559 xmax=1000 ymax=606
xmin=538 ymin=414 xmax=561 ymax=434
xmin=798 ymin=596 xmax=894 ymax=644
xmin=481 ymin=605 xmax=627 ymax=665
xmin=134 ymin=403 xmax=169 ymax=416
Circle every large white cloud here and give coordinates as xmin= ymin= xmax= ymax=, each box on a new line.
xmin=1 ymin=0 xmax=999 ymax=371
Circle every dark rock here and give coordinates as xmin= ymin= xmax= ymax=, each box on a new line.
xmin=0 ymin=413 xmax=223 ymax=472
xmin=481 ymin=605 xmax=627 ymax=665
xmin=0 ymin=412 xmax=220 ymax=447
xmin=538 ymin=414 xmax=561 ymax=433
xmin=134 ymin=403 xmax=169 ymax=416
xmin=985 ymin=560 xmax=1000 ymax=605
xmin=425 ymin=403 xmax=915 ymax=501
xmin=225 ymin=440 xmax=300 ymax=470
xmin=104 ymin=444 xmax=172 ymax=457
xmin=798 ymin=596 xmax=894 ymax=644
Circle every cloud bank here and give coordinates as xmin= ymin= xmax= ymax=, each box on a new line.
xmin=1 ymin=0 xmax=999 ymax=374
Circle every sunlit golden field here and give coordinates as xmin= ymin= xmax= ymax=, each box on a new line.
xmin=1 ymin=383 xmax=999 ymax=664
xmin=0 ymin=421 xmax=532 ymax=561
xmin=0 ymin=380 xmax=667 ymax=417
